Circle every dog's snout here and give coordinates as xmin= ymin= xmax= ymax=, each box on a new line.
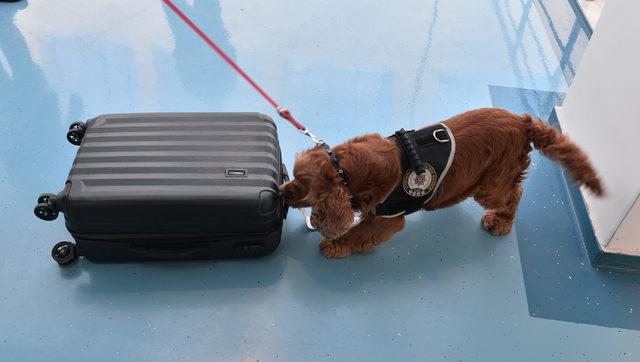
xmin=278 ymin=182 xmax=291 ymax=198
xmin=279 ymin=180 xmax=312 ymax=208
xmin=279 ymin=182 xmax=298 ymax=204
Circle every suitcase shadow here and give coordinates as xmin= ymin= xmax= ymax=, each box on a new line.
xmin=71 ymin=253 xmax=287 ymax=305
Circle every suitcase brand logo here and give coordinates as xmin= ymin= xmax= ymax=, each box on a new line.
xmin=226 ymin=169 xmax=248 ymax=177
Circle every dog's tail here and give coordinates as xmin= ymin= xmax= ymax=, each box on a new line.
xmin=522 ymin=114 xmax=604 ymax=196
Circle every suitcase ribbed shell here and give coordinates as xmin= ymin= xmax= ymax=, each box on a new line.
xmin=63 ymin=113 xmax=285 ymax=235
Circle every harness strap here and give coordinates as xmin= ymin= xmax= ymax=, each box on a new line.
xmin=371 ymin=123 xmax=455 ymax=217
xmin=395 ymin=128 xmax=425 ymax=175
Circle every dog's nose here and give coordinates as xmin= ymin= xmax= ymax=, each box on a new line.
xmin=278 ymin=183 xmax=290 ymax=199
xmin=281 ymin=190 xmax=293 ymax=202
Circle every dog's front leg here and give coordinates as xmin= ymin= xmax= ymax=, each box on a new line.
xmin=319 ymin=237 xmax=352 ymax=259
xmin=320 ymin=214 xmax=406 ymax=258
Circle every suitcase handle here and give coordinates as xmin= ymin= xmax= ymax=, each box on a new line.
xmin=281 ymin=163 xmax=290 ymax=219
xmin=129 ymin=243 xmax=211 ymax=256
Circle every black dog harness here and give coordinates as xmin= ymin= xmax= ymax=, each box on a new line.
xmin=371 ymin=123 xmax=456 ymax=217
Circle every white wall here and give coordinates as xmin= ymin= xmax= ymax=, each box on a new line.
xmin=608 ymin=196 xmax=640 ymax=254
xmin=556 ymin=1 xmax=640 ymax=254
xmin=577 ymin=0 xmax=605 ymax=28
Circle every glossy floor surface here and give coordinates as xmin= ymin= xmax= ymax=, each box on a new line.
xmin=1 ymin=1 xmax=639 ymax=361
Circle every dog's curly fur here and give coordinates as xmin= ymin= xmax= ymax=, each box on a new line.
xmin=280 ymin=108 xmax=604 ymax=258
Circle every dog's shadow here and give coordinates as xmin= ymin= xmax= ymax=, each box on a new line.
xmin=65 ymin=202 xmax=507 ymax=311
xmin=285 ymin=201 xmax=508 ymax=303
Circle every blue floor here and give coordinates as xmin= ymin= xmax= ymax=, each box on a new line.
xmin=1 ymin=1 xmax=639 ymax=361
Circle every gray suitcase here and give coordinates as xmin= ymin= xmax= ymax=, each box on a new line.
xmin=34 ymin=113 xmax=288 ymax=265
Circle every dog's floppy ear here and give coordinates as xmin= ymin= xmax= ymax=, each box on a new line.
xmin=310 ymin=185 xmax=353 ymax=239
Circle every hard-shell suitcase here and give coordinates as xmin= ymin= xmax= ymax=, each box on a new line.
xmin=34 ymin=113 xmax=289 ymax=265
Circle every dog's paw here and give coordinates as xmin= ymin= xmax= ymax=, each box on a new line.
xmin=320 ymin=239 xmax=352 ymax=259
xmin=481 ymin=211 xmax=513 ymax=236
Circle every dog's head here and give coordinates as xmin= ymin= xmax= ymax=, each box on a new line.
xmin=280 ymin=134 xmax=402 ymax=240
xmin=280 ymin=146 xmax=354 ymax=239
xmin=279 ymin=147 xmax=322 ymax=208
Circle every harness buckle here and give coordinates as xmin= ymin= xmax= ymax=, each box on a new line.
xmin=433 ymin=129 xmax=450 ymax=143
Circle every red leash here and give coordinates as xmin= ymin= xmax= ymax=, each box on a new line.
xmin=162 ymin=0 xmax=324 ymax=145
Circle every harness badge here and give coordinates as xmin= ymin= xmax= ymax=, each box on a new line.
xmin=402 ymin=162 xmax=437 ymax=197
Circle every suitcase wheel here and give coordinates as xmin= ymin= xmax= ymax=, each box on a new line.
xmin=51 ymin=241 xmax=78 ymax=266
xmin=37 ymin=192 xmax=57 ymax=204
xmin=68 ymin=121 xmax=85 ymax=130
xmin=67 ymin=121 xmax=87 ymax=145
xmin=34 ymin=203 xmax=58 ymax=221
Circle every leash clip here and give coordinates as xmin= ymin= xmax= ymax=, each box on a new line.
xmin=279 ymin=107 xmax=346 ymax=185
xmin=299 ymin=128 xmax=326 ymax=146
xmin=277 ymin=106 xmax=325 ymax=145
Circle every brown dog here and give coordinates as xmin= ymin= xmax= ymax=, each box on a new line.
xmin=280 ymin=108 xmax=603 ymax=258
